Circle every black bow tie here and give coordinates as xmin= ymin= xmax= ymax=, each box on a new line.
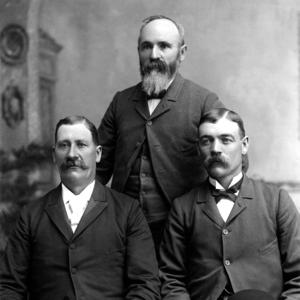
xmin=146 ymin=90 xmax=166 ymax=99
xmin=209 ymin=177 xmax=243 ymax=203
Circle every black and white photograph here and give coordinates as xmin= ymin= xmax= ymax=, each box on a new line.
xmin=0 ymin=1 xmax=300 ymax=299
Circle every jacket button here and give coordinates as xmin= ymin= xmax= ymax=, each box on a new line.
xmin=71 ymin=267 xmax=77 ymax=274
xmin=223 ymin=229 xmax=229 ymax=235
xmin=147 ymin=121 xmax=152 ymax=126
xmin=70 ymin=243 xmax=76 ymax=249
xmin=224 ymin=259 xmax=231 ymax=266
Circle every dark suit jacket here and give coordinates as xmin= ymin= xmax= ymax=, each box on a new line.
xmin=97 ymin=73 xmax=224 ymax=202
xmin=0 ymin=180 xmax=160 ymax=300
xmin=159 ymin=176 xmax=300 ymax=300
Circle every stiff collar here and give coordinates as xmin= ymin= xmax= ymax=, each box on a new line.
xmin=62 ymin=180 xmax=95 ymax=205
xmin=209 ymin=172 xmax=243 ymax=191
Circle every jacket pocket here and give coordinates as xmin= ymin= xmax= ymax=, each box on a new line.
xmin=105 ymin=247 xmax=126 ymax=256
xmin=258 ymin=238 xmax=278 ymax=256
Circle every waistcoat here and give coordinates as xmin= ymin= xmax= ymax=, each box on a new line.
xmin=124 ymin=140 xmax=169 ymax=223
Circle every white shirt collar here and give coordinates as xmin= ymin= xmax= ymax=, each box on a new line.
xmin=166 ymin=76 xmax=175 ymax=90
xmin=209 ymin=172 xmax=243 ymax=191
xmin=62 ymin=180 xmax=95 ymax=205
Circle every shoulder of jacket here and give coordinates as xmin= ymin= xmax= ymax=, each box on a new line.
xmin=248 ymin=177 xmax=281 ymax=194
xmin=104 ymin=186 xmax=138 ymax=209
xmin=22 ymin=186 xmax=59 ymax=213
xmin=114 ymin=82 xmax=141 ymax=98
xmin=174 ymin=186 xmax=203 ymax=208
xmin=182 ymin=77 xmax=215 ymax=95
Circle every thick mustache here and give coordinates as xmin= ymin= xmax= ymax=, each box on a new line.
xmin=207 ymin=156 xmax=228 ymax=166
xmin=61 ymin=159 xmax=88 ymax=170
xmin=142 ymin=59 xmax=168 ymax=74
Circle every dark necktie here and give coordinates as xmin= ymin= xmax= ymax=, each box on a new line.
xmin=146 ymin=89 xmax=166 ymax=99
xmin=209 ymin=177 xmax=243 ymax=203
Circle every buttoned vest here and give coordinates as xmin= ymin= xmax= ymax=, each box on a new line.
xmin=124 ymin=140 xmax=169 ymax=223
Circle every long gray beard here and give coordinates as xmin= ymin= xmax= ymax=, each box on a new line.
xmin=142 ymin=70 xmax=170 ymax=96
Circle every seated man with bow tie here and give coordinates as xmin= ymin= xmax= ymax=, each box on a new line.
xmin=0 ymin=116 xmax=160 ymax=300
xmin=159 ymin=108 xmax=300 ymax=300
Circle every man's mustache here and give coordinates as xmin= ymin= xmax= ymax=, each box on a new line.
xmin=206 ymin=155 xmax=228 ymax=167
xmin=60 ymin=158 xmax=88 ymax=170
xmin=141 ymin=59 xmax=168 ymax=75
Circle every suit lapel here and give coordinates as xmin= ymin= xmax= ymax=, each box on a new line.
xmin=133 ymin=86 xmax=149 ymax=120
xmin=226 ymin=176 xmax=254 ymax=224
xmin=73 ymin=180 xmax=107 ymax=238
xmin=45 ymin=185 xmax=73 ymax=240
xmin=149 ymin=73 xmax=184 ymax=120
xmin=133 ymin=73 xmax=185 ymax=121
xmin=197 ymin=185 xmax=225 ymax=228
xmin=149 ymin=97 xmax=171 ymax=120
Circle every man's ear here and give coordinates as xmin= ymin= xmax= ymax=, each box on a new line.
xmin=52 ymin=146 xmax=56 ymax=164
xmin=96 ymin=145 xmax=102 ymax=163
xmin=241 ymin=136 xmax=249 ymax=155
xmin=179 ymin=44 xmax=187 ymax=62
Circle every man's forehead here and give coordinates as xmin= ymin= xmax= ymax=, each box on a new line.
xmin=140 ymin=19 xmax=180 ymax=42
xmin=56 ymin=123 xmax=92 ymax=140
xmin=199 ymin=118 xmax=240 ymax=135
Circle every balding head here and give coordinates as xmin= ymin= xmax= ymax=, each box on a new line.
xmin=138 ymin=15 xmax=185 ymax=47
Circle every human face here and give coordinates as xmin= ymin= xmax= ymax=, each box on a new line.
xmin=53 ymin=123 xmax=101 ymax=194
xmin=138 ymin=19 xmax=186 ymax=80
xmin=198 ymin=118 xmax=249 ymax=187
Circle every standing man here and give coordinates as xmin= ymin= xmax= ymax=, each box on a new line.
xmin=160 ymin=108 xmax=300 ymax=300
xmin=97 ymin=15 xmax=224 ymax=249
xmin=0 ymin=116 xmax=160 ymax=300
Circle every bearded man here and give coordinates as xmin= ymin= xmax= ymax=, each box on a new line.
xmin=97 ymin=15 xmax=224 ymax=252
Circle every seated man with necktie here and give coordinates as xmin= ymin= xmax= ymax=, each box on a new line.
xmin=0 ymin=116 xmax=160 ymax=300
xmin=159 ymin=108 xmax=300 ymax=300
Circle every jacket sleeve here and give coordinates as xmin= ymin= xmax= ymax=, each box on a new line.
xmin=0 ymin=208 xmax=31 ymax=300
xmin=202 ymin=92 xmax=225 ymax=114
xmin=159 ymin=198 xmax=191 ymax=300
xmin=125 ymin=199 xmax=161 ymax=300
xmin=277 ymin=189 xmax=300 ymax=299
xmin=97 ymin=93 xmax=119 ymax=185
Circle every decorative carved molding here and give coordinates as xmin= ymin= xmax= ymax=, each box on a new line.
xmin=0 ymin=24 xmax=28 ymax=65
xmin=1 ymin=84 xmax=24 ymax=128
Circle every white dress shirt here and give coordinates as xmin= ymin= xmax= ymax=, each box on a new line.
xmin=62 ymin=180 xmax=95 ymax=232
xmin=209 ymin=172 xmax=243 ymax=222
xmin=147 ymin=78 xmax=174 ymax=115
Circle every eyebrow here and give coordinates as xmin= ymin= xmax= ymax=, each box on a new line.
xmin=57 ymin=138 xmax=89 ymax=143
xmin=199 ymin=134 xmax=235 ymax=139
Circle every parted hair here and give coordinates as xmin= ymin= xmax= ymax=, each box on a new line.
xmin=199 ymin=108 xmax=249 ymax=172
xmin=54 ymin=115 xmax=99 ymax=145
xmin=199 ymin=108 xmax=246 ymax=138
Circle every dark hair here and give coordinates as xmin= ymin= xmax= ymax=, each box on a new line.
xmin=199 ymin=108 xmax=246 ymax=138
xmin=199 ymin=108 xmax=249 ymax=172
xmin=54 ymin=115 xmax=99 ymax=145
xmin=138 ymin=15 xmax=185 ymax=46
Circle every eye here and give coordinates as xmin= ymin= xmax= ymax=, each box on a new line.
xmin=140 ymin=42 xmax=152 ymax=51
xmin=199 ymin=137 xmax=211 ymax=146
xmin=57 ymin=142 xmax=68 ymax=149
xmin=221 ymin=137 xmax=233 ymax=144
xmin=77 ymin=142 xmax=87 ymax=148
xmin=158 ymin=42 xmax=171 ymax=50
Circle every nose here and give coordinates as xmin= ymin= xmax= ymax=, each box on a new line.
xmin=150 ymin=45 xmax=160 ymax=59
xmin=211 ymin=139 xmax=222 ymax=154
xmin=67 ymin=144 xmax=78 ymax=158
